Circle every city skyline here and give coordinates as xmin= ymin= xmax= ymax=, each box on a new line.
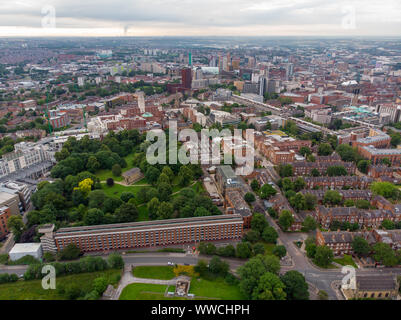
xmin=0 ymin=0 xmax=401 ymax=37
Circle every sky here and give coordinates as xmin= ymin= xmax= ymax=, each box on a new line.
xmin=0 ymin=0 xmax=400 ymax=37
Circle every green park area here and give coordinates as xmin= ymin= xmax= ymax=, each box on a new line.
xmin=333 ymin=255 xmax=358 ymax=268
xmin=132 ymin=266 xmax=175 ymax=280
xmin=119 ymin=277 xmax=245 ymax=300
xmin=0 ymin=269 xmax=121 ymax=300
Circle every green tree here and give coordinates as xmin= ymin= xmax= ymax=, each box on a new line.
xmin=236 ymin=242 xmax=253 ymax=259
xmin=304 ymin=193 xmax=317 ymax=210
xmin=352 ymin=237 xmax=370 ymax=257
xmin=310 ymin=168 xmax=320 ymax=177
xmin=120 ymin=192 xmax=135 ymax=203
xmin=278 ymin=164 xmax=293 ymax=178
xmin=314 ymin=246 xmax=334 ymax=267
xmin=208 ymin=256 xmax=229 ymax=276
xmin=58 ymin=243 xmax=81 ymax=261
xmin=251 ymin=179 xmax=260 ymax=191
xmin=111 ymin=164 xmax=122 ymax=177
xmin=371 ymin=181 xmax=399 ymax=200
xmin=252 ymin=243 xmax=265 ymax=255
xmin=293 ymin=178 xmax=306 ymax=192
xmin=317 ymin=143 xmax=333 ymax=156
xmin=93 ymin=277 xmax=108 ymax=295
xmin=161 ymin=166 xmax=174 ymax=182
xmin=244 ymin=192 xmax=256 ymax=204
xmin=357 ymin=160 xmax=370 ymax=174
xmin=323 ymin=190 xmax=342 ymax=206
xmin=262 ymin=226 xmax=278 ymax=243
xmin=177 ymin=166 xmax=193 ymax=187
xmin=299 ymin=146 xmax=312 ymax=156
xmin=251 ymin=213 xmax=268 ymax=234
xmin=107 ymin=253 xmax=124 ymax=269
xmin=251 ymin=272 xmax=286 ymax=300
xmin=84 ymin=208 xmax=104 ymax=225
xmin=243 ymin=230 xmax=260 ymax=243
xmin=260 ymin=183 xmax=277 ymax=199
xmin=382 ymin=219 xmax=395 ymax=230
xmin=373 ymin=243 xmax=397 ymax=266
xmin=302 ymin=216 xmax=317 ymax=232
xmin=278 ymin=210 xmax=294 ymax=231
xmin=147 ymin=197 xmax=160 ymax=219
xmin=115 ymin=203 xmax=138 ymax=222
xmin=326 ymin=165 xmax=347 ymax=177
xmin=238 ymin=255 xmax=281 ymax=298
xmin=157 ymin=202 xmax=173 ymax=219
xmin=272 ymin=245 xmax=287 ymax=259
xmin=281 ymin=270 xmax=309 ymax=300
xmin=145 ymin=166 xmax=160 ymax=185
xmin=305 ymin=237 xmax=317 ymax=258
xmin=7 ymin=215 xmax=25 ymax=241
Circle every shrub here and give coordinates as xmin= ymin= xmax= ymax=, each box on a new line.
xmin=57 ymin=243 xmax=82 ymax=261
xmin=92 ymin=277 xmax=108 ymax=295
xmin=106 ymin=178 xmax=114 ymax=187
xmin=112 ymin=164 xmax=122 ymax=177
xmin=107 ymin=253 xmax=124 ymax=269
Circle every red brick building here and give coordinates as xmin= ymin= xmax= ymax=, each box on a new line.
xmin=0 ymin=206 xmax=11 ymax=240
xmin=53 ymin=215 xmax=244 ymax=253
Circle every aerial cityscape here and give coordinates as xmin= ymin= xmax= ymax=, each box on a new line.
xmin=0 ymin=0 xmax=401 ymax=310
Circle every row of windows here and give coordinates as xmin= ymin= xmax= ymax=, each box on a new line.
xmin=57 ymin=229 xmax=242 ymax=251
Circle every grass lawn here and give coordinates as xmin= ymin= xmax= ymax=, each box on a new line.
xmin=0 ymin=269 xmax=121 ymax=300
xmin=189 ymin=277 xmax=246 ymax=300
xmin=101 ymin=183 xmax=149 ymax=201
xmin=132 ymin=266 xmax=175 ymax=280
xmin=95 ymin=152 xmax=137 ymax=182
xmin=120 ymin=277 xmax=245 ymax=300
xmin=119 ymin=283 xmax=187 ymax=300
xmin=334 ymin=255 xmax=358 ymax=268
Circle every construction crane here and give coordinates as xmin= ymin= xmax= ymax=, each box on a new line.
xmin=83 ymin=106 xmax=88 ymax=132
xmin=44 ymin=105 xmax=53 ymax=135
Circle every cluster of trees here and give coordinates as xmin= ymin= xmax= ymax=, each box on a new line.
xmin=0 ymin=273 xmax=19 ymax=284
xmin=277 ymin=164 xmax=294 ymax=178
xmin=351 ymin=236 xmax=401 ymax=267
xmin=371 ymin=182 xmax=400 ymax=200
xmin=381 ymin=219 xmax=401 ymax=230
xmin=26 ymin=176 xmax=138 ymax=229
xmin=148 ymin=186 xmax=220 ymax=220
xmin=198 ymin=214 xmax=281 ymax=259
xmin=237 ymin=255 xmax=309 ymax=300
xmin=336 ymin=144 xmax=363 ymax=164
xmin=251 ymin=180 xmax=277 ymax=200
xmin=305 ymin=237 xmax=334 ymax=268
xmin=52 ymin=130 xmax=143 ymax=179
xmin=24 ymin=253 xmax=124 ymax=281
xmin=278 ymin=177 xmax=318 ymax=212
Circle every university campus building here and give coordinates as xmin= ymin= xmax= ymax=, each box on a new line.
xmin=42 ymin=214 xmax=244 ymax=253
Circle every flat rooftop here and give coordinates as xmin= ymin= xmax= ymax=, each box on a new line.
xmin=10 ymin=243 xmax=42 ymax=253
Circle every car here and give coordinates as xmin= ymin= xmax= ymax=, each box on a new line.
xmin=167 ymin=262 xmax=174 ymax=266
xmin=184 ymin=263 xmax=189 ymax=266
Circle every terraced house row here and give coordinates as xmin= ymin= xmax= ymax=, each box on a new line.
xmin=316 ymin=229 xmax=401 ymax=256
xmin=40 ymin=214 xmax=244 ymax=253
xmin=295 ymin=176 xmax=373 ymax=189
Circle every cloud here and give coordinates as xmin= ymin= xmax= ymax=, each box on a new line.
xmin=0 ymin=0 xmax=400 ymax=36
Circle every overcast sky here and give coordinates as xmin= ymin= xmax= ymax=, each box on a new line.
xmin=0 ymin=0 xmax=400 ymax=37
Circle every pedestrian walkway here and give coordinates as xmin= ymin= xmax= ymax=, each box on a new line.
xmin=112 ymin=264 xmax=177 ymax=300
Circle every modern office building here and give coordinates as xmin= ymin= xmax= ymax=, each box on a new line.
xmin=181 ymin=68 xmax=192 ymax=89
xmin=47 ymin=215 xmax=244 ymax=253
xmin=0 ymin=142 xmax=53 ymax=180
